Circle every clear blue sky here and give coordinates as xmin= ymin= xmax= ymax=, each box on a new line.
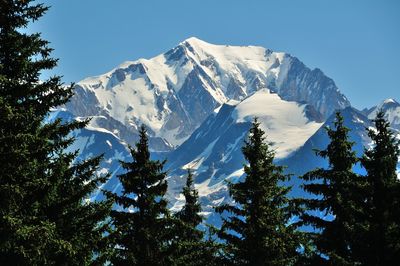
xmin=31 ymin=0 xmax=400 ymax=109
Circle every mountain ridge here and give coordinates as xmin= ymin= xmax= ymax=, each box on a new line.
xmin=65 ymin=37 xmax=350 ymax=151
xmin=53 ymin=38 xmax=399 ymax=224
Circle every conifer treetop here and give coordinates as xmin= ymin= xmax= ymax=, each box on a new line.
xmin=216 ymin=117 xmax=301 ymax=265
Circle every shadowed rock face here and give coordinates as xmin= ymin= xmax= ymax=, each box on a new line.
xmin=178 ymin=66 xmax=220 ymax=125
xmin=277 ymin=56 xmax=350 ymax=118
xmin=304 ymin=105 xmax=325 ymax=123
xmin=226 ymin=78 xmax=246 ymax=100
xmin=127 ymin=63 xmax=147 ymax=75
xmin=66 ymin=85 xmax=102 ymax=117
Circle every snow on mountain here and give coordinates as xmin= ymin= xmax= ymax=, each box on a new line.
xmin=166 ymin=101 xmax=400 ymax=223
xmin=65 ymin=37 xmax=349 ymax=151
xmin=279 ymin=107 xmax=372 ymax=193
xmin=56 ymin=37 xmax=379 ymax=225
xmin=53 ymin=95 xmax=399 ymax=224
xmin=232 ymin=89 xmax=323 ymax=158
xmin=46 ymin=110 xmax=131 ymax=200
xmin=364 ymin=98 xmax=400 ymax=129
xmin=364 ymin=99 xmax=400 ymax=179
xmin=165 ymin=88 xmax=323 ymax=221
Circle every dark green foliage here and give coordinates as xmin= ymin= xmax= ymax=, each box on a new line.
xmin=298 ymin=112 xmax=364 ymax=265
xmin=107 ymin=125 xmax=171 ymax=265
xmin=357 ymin=110 xmax=400 ymax=265
xmin=2 ymin=2 xmax=399 ymax=265
xmin=170 ymin=169 xmax=221 ymax=266
xmin=44 ymin=150 xmax=112 ymax=265
xmin=0 ymin=1 xmax=111 ymax=264
xmin=172 ymin=169 xmax=203 ymax=263
xmin=175 ymin=169 xmax=203 ymax=241
xmin=216 ymin=118 xmax=301 ymax=265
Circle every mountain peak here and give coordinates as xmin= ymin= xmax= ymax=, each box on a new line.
xmin=381 ymin=98 xmax=399 ymax=105
xmin=68 ymin=38 xmax=350 ymax=151
xmin=366 ymin=98 xmax=400 ymax=129
xmin=179 ymin=36 xmax=215 ymax=53
xmin=182 ymin=36 xmax=207 ymax=45
xmin=179 ymin=37 xmax=269 ymax=58
xmin=372 ymin=98 xmax=400 ymax=112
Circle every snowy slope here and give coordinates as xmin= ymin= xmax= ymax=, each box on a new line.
xmin=364 ymin=99 xmax=400 ymax=180
xmin=167 ymin=102 xmax=400 ymax=224
xmin=280 ymin=107 xmax=373 ymax=193
xmin=364 ymin=98 xmax=400 ymax=129
xmin=57 ymin=93 xmax=399 ymax=226
xmin=65 ymin=37 xmax=349 ymax=151
xmin=232 ymin=89 xmax=323 ymax=158
xmin=46 ymin=110 xmax=131 ymax=200
xmin=165 ymin=88 xmax=323 ymax=220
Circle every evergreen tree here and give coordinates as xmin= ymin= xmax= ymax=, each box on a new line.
xmin=175 ymin=169 xmax=203 ymax=243
xmin=107 ymin=125 xmax=171 ymax=265
xmin=0 ymin=1 xmax=111 ymax=264
xmin=216 ymin=118 xmax=301 ymax=266
xmin=171 ymin=169 xmax=220 ymax=266
xmin=298 ymin=112 xmax=363 ymax=265
xmin=358 ymin=110 xmax=400 ymax=265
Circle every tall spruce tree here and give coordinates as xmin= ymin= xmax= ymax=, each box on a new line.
xmin=174 ymin=169 xmax=203 ymax=250
xmin=171 ymin=169 xmax=220 ymax=266
xmin=216 ymin=118 xmax=301 ymax=266
xmin=358 ymin=110 xmax=400 ymax=265
xmin=0 ymin=1 xmax=111 ymax=264
xmin=107 ymin=125 xmax=171 ymax=265
xmin=298 ymin=112 xmax=363 ymax=265
xmin=175 ymin=169 xmax=203 ymax=239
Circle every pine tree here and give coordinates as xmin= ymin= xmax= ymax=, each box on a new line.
xmin=358 ymin=110 xmax=400 ymax=265
xmin=171 ymin=169 xmax=220 ymax=265
xmin=175 ymin=169 xmax=203 ymax=243
xmin=298 ymin=112 xmax=363 ymax=265
xmin=216 ymin=118 xmax=301 ymax=266
xmin=0 ymin=1 xmax=111 ymax=264
xmin=107 ymin=125 xmax=171 ymax=265
xmin=44 ymin=145 xmax=112 ymax=265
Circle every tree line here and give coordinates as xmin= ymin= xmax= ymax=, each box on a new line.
xmin=1 ymin=1 xmax=399 ymax=265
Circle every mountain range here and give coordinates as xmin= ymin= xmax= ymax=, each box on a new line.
xmin=54 ymin=37 xmax=399 ymax=224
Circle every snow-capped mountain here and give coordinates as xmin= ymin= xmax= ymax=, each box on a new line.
xmin=365 ymin=99 xmax=400 ymax=180
xmin=279 ymin=107 xmax=373 ymax=194
xmin=46 ymin=109 xmax=130 ymax=199
xmin=65 ymin=37 xmax=349 ymax=152
xmin=165 ymin=88 xmax=323 ymax=218
xmin=166 ymin=103 xmax=399 ymax=223
xmin=363 ymin=98 xmax=400 ymax=130
xmin=58 ymin=37 xmax=399 ymax=224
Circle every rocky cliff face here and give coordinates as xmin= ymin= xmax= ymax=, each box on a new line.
xmin=276 ymin=56 xmax=349 ymax=117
